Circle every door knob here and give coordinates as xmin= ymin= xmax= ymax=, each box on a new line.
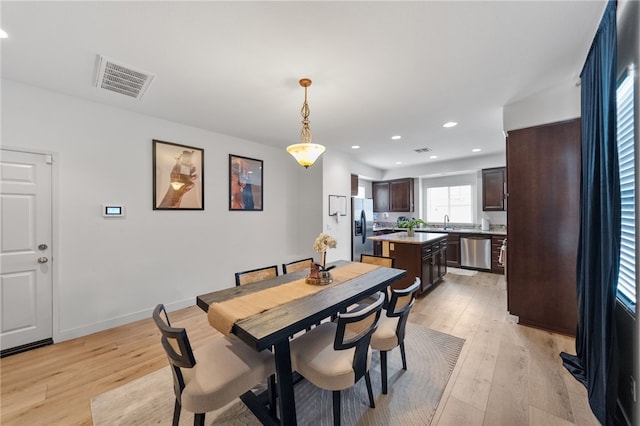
xmin=37 ymin=257 xmax=49 ymax=264
xmin=38 ymin=244 xmax=48 ymax=251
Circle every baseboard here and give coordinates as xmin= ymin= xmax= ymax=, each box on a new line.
xmin=1 ymin=338 xmax=53 ymax=358
xmin=54 ymin=298 xmax=194 ymax=343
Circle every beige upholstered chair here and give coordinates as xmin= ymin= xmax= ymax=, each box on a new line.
xmin=152 ymin=304 xmax=276 ymax=425
xmin=370 ymin=277 xmax=421 ymax=394
xmin=290 ymin=293 xmax=384 ymax=426
xmin=360 ymin=254 xmax=395 ymax=268
xmin=282 ymin=257 xmax=314 ymax=274
xmin=235 ymin=265 xmax=278 ymax=286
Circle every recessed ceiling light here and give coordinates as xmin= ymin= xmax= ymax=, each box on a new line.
xmin=430 ymin=155 xmax=438 ymax=159
xmin=472 ymin=148 xmax=482 ymax=152
xmin=351 ymin=145 xmax=360 ymax=149
xmin=391 ymin=135 xmax=402 ymax=140
xmin=443 ymin=122 xmax=458 ymax=128
xmin=395 ymin=161 xmax=403 ymax=165
xmin=0 ymin=29 xmax=8 ymax=39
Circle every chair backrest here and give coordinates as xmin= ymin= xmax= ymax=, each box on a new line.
xmin=282 ymin=257 xmax=313 ymax=274
xmin=152 ymin=304 xmax=196 ymax=400
xmin=235 ymin=265 xmax=278 ymax=286
xmin=334 ymin=292 xmax=384 ymax=382
xmin=386 ymin=277 xmax=421 ymax=344
xmin=360 ymin=254 xmax=395 ymax=268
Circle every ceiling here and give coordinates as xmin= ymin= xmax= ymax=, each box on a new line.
xmin=1 ymin=1 xmax=606 ymax=171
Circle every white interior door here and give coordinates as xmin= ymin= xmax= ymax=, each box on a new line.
xmin=0 ymin=149 xmax=53 ymax=352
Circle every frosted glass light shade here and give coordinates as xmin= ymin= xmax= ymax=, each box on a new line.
xmin=286 ymin=143 xmax=326 ymax=168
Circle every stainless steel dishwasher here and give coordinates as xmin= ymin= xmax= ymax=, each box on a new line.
xmin=460 ymin=235 xmax=492 ymax=270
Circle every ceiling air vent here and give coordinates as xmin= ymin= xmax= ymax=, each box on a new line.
xmin=94 ymin=55 xmax=154 ymax=100
xmin=414 ymin=147 xmax=432 ymax=153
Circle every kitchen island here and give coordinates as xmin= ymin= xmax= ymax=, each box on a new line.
xmin=373 ymin=226 xmax=507 ymax=273
xmin=368 ymin=232 xmax=448 ymax=295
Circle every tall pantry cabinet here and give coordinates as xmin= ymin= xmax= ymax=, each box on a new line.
xmin=506 ymin=118 xmax=580 ymax=336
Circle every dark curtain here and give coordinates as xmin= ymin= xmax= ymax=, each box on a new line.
xmin=560 ymin=1 xmax=620 ymax=425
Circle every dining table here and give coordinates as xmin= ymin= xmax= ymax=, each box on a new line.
xmin=196 ymin=259 xmax=406 ymax=425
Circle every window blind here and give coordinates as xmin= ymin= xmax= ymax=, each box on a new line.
xmin=616 ymin=71 xmax=636 ymax=314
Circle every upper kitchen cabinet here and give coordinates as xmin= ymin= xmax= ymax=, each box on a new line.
xmin=482 ymin=167 xmax=506 ymax=211
xmin=373 ymin=178 xmax=414 ymax=212
xmin=351 ymin=174 xmax=359 ymax=196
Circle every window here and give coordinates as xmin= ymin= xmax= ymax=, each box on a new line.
xmin=616 ymin=69 xmax=636 ymax=314
xmin=426 ymin=185 xmax=472 ymax=223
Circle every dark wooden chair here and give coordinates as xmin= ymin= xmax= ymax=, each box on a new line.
xmin=282 ymin=257 xmax=314 ymax=274
xmin=370 ymin=277 xmax=421 ymax=394
xmin=360 ymin=254 xmax=395 ymax=268
xmin=290 ymin=292 xmax=384 ymax=426
xmin=152 ymin=304 xmax=276 ymax=425
xmin=235 ymin=265 xmax=278 ymax=286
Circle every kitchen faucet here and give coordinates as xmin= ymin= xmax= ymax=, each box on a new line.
xmin=443 ymin=214 xmax=450 ymax=230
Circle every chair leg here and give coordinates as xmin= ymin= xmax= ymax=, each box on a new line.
xmin=172 ymin=398 xmax=181 ymax=426
xmin=364 ymin=371 xmax=375 ymax=408
xmin=194 ymin=412 xmax=205 ymax=426
xmin=268 ymin=374 xmax=277 ymax=418
xmin=400 ymin=341 xmax=408 ymax=370
xmin=332 ymin=390 xmax=341 ymax=426
xmin=380 ymin=350 xmax=388 ymax=395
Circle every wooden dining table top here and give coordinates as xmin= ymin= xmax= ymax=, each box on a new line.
xmin=196 ymin=260 xmax=407 ymax=351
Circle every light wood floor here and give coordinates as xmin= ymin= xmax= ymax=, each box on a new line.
xmin=0 ymin=271 xmax=601 ymax=426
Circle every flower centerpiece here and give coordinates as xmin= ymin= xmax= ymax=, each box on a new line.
xmin=307 ymin=233 xmax=337 ymax=285
xmin=397 ymin=218 xmax=425 ymax=237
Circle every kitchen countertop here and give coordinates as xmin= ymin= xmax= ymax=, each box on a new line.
xmin=367 ymin=232 xmax=448 ymax=245
xmin=373 ymin=226 xmax=507 ymax=236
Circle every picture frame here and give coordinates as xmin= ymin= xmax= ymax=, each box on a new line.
xmin=229 ymin=154 xmax=263 ymax=211
xmin=153 ymin=139 xmax=204 ymax=210
xmin=328 ymin=195 xmax=347 ymax=216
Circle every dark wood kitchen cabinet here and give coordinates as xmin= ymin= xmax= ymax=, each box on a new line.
xmin=389 ymin=178 xmax=414 ymax=211
xmin=446 ymin=233 xmax=460 ymax=267
xmin=372 ymin=181 xmax=390 ymax=212
xmin=372 ymin=178 xmax=414 ymax=212
xmin=351 ymin=174 xmax=359 ymax=196
xmin=506 ymin=118 xmax=580 ymax=336
xmin=482 ymin=167 xmax=506 ymax=211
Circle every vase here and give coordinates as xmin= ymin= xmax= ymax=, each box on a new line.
xmin=407 ymin=228 xmax=415 ymax=237
xmin=306 ymin=264 xmax=333 ymax=286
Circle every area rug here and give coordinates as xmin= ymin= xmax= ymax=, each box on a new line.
xmin=91 ymin=324 xmax=464 ymax=426
xmin=446 ymin=267 xmax=478 ymax=276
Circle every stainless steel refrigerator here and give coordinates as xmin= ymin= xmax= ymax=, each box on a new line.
xmin=351 ymin=198 xmax=374 ymax=261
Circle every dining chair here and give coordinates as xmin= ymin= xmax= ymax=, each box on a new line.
xmin=370 ymin=277 xmax=421 ymax=394
xmin=290 ymin=292 xmax=384 ymax=426
xmin=282 ymin=257 xmax=314 ymax=274
xmin=360 ymin=254 xmax=395 ymax=268
xmin=235 ymin=265 xmax=278 ymax=286
xmin=152 ymin=304 xmax=276 ymax=426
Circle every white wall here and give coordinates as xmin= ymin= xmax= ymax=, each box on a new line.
xmin=321 ymin=151 xmax=353 ymax=263
xmin=1 ymin=80 xmax=322 ymax=341
xmin=503 ymin=81 xmax=581 ymax=132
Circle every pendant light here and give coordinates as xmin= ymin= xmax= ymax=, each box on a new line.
xmin=286 ymin=78 xmax=326 ymax=168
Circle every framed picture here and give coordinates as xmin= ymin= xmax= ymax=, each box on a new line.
xmin=229 ymin=154 xmax=263 ymax=211
xmin=153 ymin=139 xmax=204 ymax=210
xmin=328 ymin=195 xmax=347 ymax=216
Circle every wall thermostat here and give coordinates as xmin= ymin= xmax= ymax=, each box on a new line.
xmin=103 ymin=204 xmax=124 ymax=217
